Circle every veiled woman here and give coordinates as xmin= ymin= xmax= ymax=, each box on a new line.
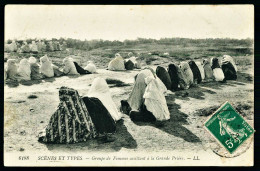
xmin=62 ymin=57 xmax=80 ymax=75
xmin=28 ymin=57 xmax=43 ymax=80
xmin=179 ymin=61 xmax=193 ymax=89
xmin=211 ymin=57 xmax=225 ymax=82
xmin=203 ymin=59 xmax=214 ymax=82
xmin=188 ymin=60 xmax=202 ymax=84
xmin=195 ymin=61 xmax=205 ymax=81
xmin=17 ymin=58 xmax=31 ymax=81
xmin=84 ymin=61 xmax=97 ymax=73
xmin=40 ymin=55 xmax=54 ymax=78
xmin=86 ymin=77 xmax=122 ymax=122
xmin=108 ymin=53 xmax=126 ymax=71
xmin=221 ymin=55 xmax=237 ymax=80
xmin=6 ymin=59 xmax=18 ymax=80
xmin=121 ymin=69 xmax=170 ymax=122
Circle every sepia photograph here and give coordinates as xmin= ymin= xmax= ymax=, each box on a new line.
xmin=4 ymin=5 xmax=254 ymax=166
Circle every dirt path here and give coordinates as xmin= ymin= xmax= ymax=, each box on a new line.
xmin=4 ymin=68 xmax=254 ymax=154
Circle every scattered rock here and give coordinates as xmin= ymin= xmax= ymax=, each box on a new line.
xmin=20 ymin=130 xmax=26 ymax=135
xmin=19 ymin=148 xmax=25 ymax=151
xmin=9 ymin=100 xmax=26 ymax=103
xmin=27 ymin=95 xmax=38 ymax=99
xmin=30 ymin=108 xmax=35 ymax=112
xmin=40 ymin=121 xmax=44 ymax=123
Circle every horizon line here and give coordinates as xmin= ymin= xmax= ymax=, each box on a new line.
xmin=5 ymin=36 xmax=254 ymax=42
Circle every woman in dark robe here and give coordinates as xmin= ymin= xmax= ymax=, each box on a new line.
xmin=124 ymin=59 xmax=135 ymax=70
xmin=156 ymin=66 xmax=172 ymax=90
xmin=188 ymin=60 xmax=202 ymax=84
xmin=221 ymin=63 xmax=237 ymax=80
xmin=73 ymin=61 xmax=91 ymax=74
xmin=82 ymin=97 xmax=116 ymax=134
xmin=221 ymin=55 xmax=237 ymax=80
xmin=167 ymin=64 xmax=179 ymax=91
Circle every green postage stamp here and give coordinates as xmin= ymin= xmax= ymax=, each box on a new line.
xmin=204 ymin=101 xmax=254 ymax=154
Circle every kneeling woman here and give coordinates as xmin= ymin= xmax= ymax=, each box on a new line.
xmin=121 ymin=69 xmax=170 ymax=122
xmin=38 ymin=78 xmax=121 ymax=144
xmin=211 ymin=57 xmax=225 ymax=82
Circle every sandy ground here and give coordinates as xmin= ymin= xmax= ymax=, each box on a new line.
xmin=4 ymin=65 xmax=254 ymax=155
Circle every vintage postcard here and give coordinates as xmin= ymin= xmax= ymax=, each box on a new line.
xmin=4 ymin=5 xmax=254 ymax=166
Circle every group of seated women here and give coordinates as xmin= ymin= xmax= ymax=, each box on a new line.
xmin=38 ymin=54 xmax=238 ymax=144
xmin=108 ymin=52 xmax=142 ymax=71
xmin=120 ymin=55 xmax=238 ymax=123
xmin=156 ymin=55 xmax=238 ymax=92
xmin=4 ymin=55 xmax=97 ymax=82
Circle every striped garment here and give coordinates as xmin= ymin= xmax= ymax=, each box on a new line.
xmin=40 ymin=87 xmax=97 ymax=144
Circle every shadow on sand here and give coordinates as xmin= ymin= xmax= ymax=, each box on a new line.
xmin=133 ymin=94 xmax=201 ymax=143
xmin=44 ymin=120 xmax=137 ymax=152
xmin=199 ymin=79 xmax=246 ymax=90
xmin=19 ymin=77 xmax=56 ymax=86
xmin=173 ymin=84 xmax=216 ymax=100
xmin=131 ymin=71 xmax=252 ymax=143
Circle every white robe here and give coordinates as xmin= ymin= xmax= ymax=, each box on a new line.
xmin=88 ymin=77 xmax=122 ymax=121
xmin=128 ymin=74 xmax=148 ymax=111
xmin=108 ymin=56 xmax=126 ymax=71
xmin=180 ymin=62 xmax=194 ymax=89
xmin=84 ymin=61 xmax=97 ymax=73
xmin=40 ymin=55 xmax=54 ymax=78
xmin=213 ymin=68 xmax=225 ymax=81
xmin=6 ymin=59 xmax=18 ymax=80
xmin=155 ymin=76 xmax=167 ymax=95
xmin=30 ymin=41 xmax=38 ymax=52
xmin=63 ymin=57 xmax=79 ymax=75
xmin=143 ymin=76 xmax=170 ymax=121
xmin=28 ymin=56 xmax=37 ymax=64
xmin=9 ymin=42 xmax=18 ymax=52
xmin=17 ymin=59 xmax=31 ymax=81
xmin=127 ymin=69 xmax=155 ymax=111
xmin=195 ymin=61 xmax=205 ymax=80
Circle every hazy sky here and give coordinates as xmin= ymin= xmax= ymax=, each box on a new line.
xmin=5 ymin=5 xmax=254 ymax=41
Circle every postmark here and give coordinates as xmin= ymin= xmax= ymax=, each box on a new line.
xmin=204 ymin=101 xmax=254 ymax=155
